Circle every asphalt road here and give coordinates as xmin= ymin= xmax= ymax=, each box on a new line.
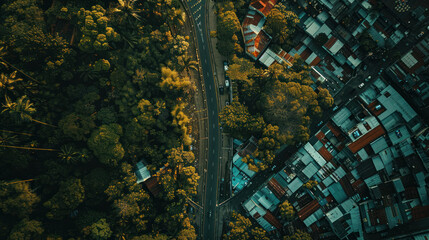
xmin=184 ymin=0 xmax=220 ymax=239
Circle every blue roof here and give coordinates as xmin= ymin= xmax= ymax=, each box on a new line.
xmin=328 ymin=182 xmax=347 ymax=204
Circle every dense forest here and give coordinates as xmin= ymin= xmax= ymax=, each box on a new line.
xmin=0 ymin=0 xmax=200 ymax=239
xmin=214 ymin=1 xmax=334 ymax=171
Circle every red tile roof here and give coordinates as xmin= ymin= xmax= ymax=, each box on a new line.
xmin=373 ymin=22 xmax=389 ymax=38
xmin=144 ymin=176 xmax=162 ymax=197
xmin=268 ymin=178 xmax=286 ymax=199
xmin=300 ymin=48 xmax=312 ymax=61
xmin=318 ymin=147 xmax=333 ymax=161
xmin=250 ymin=0 xmax=278 ymax=17
xmin=411 ymin=205 xmax=429 ymax=221
xmin=339 ymin=178 xmax=355 ymax=197
xmin=366 ymin=100 xmax=386 ymax=116
xmin=310 ymin=56 xmax=321 ymax=66
xmin=316 ymin=131 xmax=326 ymax=141
xmin=368 ymin=208 xmax=388 ymax=225
xmin=242 ymin=11 xmax=263 ymax=29
xmin=298 ymin=199 xmax=321 ymax=220
xmin=351 ymin=179 xmax=364 ymax=191
xmin=263 ymin=210 xmax=282 ymax=230
xmin=348 ymin=125 xmax=386 ymax=153
xmin=324 ymin=37 xmax=337 ymax=50
xmin=327 ymin=122 xmax=344 ymax=139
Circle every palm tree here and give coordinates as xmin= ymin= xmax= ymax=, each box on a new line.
xmin=177 ymin=55 xmax=198 ymax=77
xmin=0 ymin=47 xmax=40 ymax=84
xmin=1 ymin=95 xmax=56 ymax=127
xmin=0 ymin=71 xmax=23 ymax=94
xmin=167 ymin=8 xmax=186 ymax=36
xmin=58 ymin=145 xmax=80 ymax=164
xmin=110 ymin=0 xmax=141 ymax=25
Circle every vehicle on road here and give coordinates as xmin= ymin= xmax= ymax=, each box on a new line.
xmin=219 ymin=86 xmax=224 ymax=95
xmin=208 ymin=211 xmax=212 ymax=218
xmin=365 ymin=75 xmax=372 ymax=82
xmin=358 ymin=83 xmax=365 ymax=88
xmin=332 ymin=105 xmax=339 ymax=111
xmin=317 ymin=121 xmax=324 ymax=127
xmin=225 ymin=101 xmax=229 ymax=106
xmin=223 ymin=61 xmax=229 ymax=71
xmin=363 ymin=64 xmax=367 ymax=70
xmin=225 ymin=77 xmax=230 ymax=88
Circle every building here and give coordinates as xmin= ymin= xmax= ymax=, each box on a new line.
xmin=242 ymin=0 xmax=277 ymax=60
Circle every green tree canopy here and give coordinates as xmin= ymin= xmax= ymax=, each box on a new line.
xmin=283 ymin=230 xmax=312 ymax=240
xmin=8 ymin=218 xmax=44 ymax=240
xmin=263 ymin=81 xmax=317 ymax=143
xmin=77 ymin=5 xmax=120 ymax=52
xmin=89 ymin=218 xmax=112 ymax=240
xmin=43 ymin=178 xmax=85 ymax=220
xmin=279 ymin=200 xmax=295 ymax=220
xmin=317 ymin=88 xmax=334 ymax=109
xmin=219 ymin=99 xmax=265 ymax=139
xmin=264 ymin=3 xmax=299 ymax=45
xmin=88 ymin=123 xmax=124 ymax=166
xmin=0 ymin=181 xmax=40 ymax=218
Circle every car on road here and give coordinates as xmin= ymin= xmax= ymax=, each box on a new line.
xmin=332 ymin=105 xmax=339 ymax=111
xmin=363 ymin=64 xmax=367 ymax=70
xmin=219 ymin=86 xmax=224 ymax=95
xmin=365 ymin=75 xmax=372 ymax=82
xmin=317 ymin=121 xmax=324 ymax=127
xmin=225 ymin=77 xmax=230 ymax=88
xmin=358 ymin=83 xmax=365 ymax=88
xmin=208 ymin=211 xmax=212 ymax=218
xmin=223 ymin=61 xmax=229 ymax=71
xmin=225 ymin=101 xmax=229 ymax=106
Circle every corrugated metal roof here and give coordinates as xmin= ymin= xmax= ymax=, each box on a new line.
xmin=303 ymin=162 xmax=319 ymax=179
xmin=377 ymin=85 xmax=417 ymax=123
xmin=288 ymin=177 xmax=304 ymax=193
xmin=370 ymin=137 xmax=389 ymax=154
xmin=372 ymin=156 xmax=385 ymax=171
xmin=326 ymin=206 xmax=343 ymax=223
xmin=388 ymin=125 xmax=410 ymax=145
xmin=304 ymin=143 xmax=327 ymax=167
xmin=328 ymin=182 xmax=348 ymax=203
xmin=135 ymin=161 xmax=151 ymax=184
xmin=392 ymin=178 xmax=405 ymax=193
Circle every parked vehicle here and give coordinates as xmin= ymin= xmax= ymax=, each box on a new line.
xmin=225 ymin=77 xmax=230 ymax=88
xmin=219 ymin=86 xmax=224 ymax=95
xmin=358 ymin=83 xmax=365 ymax=88
xmin=223 ymin=61 xmax=229 ymax=71
xmin=225 ymin=101 xmax=230 ymax=106
xmin=332 ymin=105 xmax=339 ymax=111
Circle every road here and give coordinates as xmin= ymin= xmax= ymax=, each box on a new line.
xmin=183 ymin=0 xmax=220 ymax=239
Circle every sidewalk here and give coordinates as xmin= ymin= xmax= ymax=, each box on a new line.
xmin=205 ymin=0 xmax=234 ymax=238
